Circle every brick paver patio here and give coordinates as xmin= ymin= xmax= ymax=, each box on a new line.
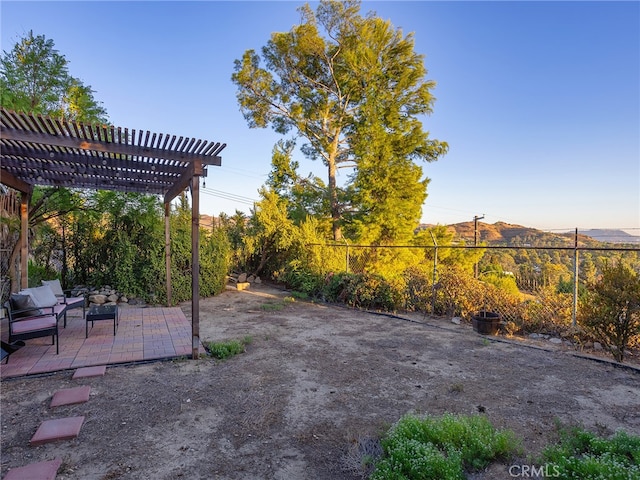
xmin=1 ymin=305 xmax=201 ymax=379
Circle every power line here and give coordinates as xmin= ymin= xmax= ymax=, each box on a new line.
xmin=201 ymin=187 xmax=256 ymax=206
xmin=220 ymin=166 xmax=268 ymax=180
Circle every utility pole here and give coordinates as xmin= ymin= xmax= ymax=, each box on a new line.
xmin=572 ymin=228 xmax=579 ymax=326
xmin=474 ymin=214 xmax=485 ymax=278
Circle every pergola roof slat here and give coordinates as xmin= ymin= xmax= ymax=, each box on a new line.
xmin=1 ymin=108 xmax=225 ymax=198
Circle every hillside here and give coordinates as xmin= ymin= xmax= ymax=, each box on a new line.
xmin=581 ymin=229 xmax=640 ymax=244
xmin=420 ymin=221 xmax=639 ymax=246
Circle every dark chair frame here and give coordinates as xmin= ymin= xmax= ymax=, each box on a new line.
xmin=3 ymin=301 xmax=60 ymax=357
xmin=42 ymin=280 xmax=88 ymax=320
xmin=1 ymin=340 xmax=25 ymax=364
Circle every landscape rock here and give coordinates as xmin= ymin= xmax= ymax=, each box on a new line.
xmin=237 ymin=273 xmax=247 ymax=283
xmin=549 ymin=337 xmax=563 ymax=344
xmin=451 ymin=317 xmax=461 ymax=325
xmin=89 ymin=294 xmax=107 ymax=304
xmin=107 ymin=294 xmax=119 ymax=303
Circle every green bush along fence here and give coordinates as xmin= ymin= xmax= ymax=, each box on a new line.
xmin=305 ymin=243 xmax=639 ymax=339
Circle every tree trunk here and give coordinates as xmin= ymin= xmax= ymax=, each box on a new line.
xmin=253 ymin=246 xmax=271 ymax=277
xmin=327 ymin=133 xmax=342 ymax=241
xmin=61 ymin=221 xmax=68 ymax=287
xmin=9 ymin=235 xmax=21 ymax=293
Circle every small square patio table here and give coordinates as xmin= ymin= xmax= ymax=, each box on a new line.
xmin=85 ymin=304 xmax=118 ymax=338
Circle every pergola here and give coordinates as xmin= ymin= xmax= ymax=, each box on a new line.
xmin=0 ymin=107 xmax=226 ymax=359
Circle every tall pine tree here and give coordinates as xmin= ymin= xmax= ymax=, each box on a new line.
xmin=232 ymin=0 xmax=447 ymax=241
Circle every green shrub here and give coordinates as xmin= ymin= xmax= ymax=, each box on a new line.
xmin=27 ymin=260 xmax=57 ymax=288
xmin=322 ymin=271 xmax=351 ymax=303
xmin=403 ymin=265 xmax=434 ymax=312
xmin=199 ymin=227 xmax=232 ymax=297
xmin=517 ymin=288 xmax=573 ymax=334
xmin=579 ymin=261 xmax=640 ymax=362
xmin=481 ymin=271 xmax=521 ymax=297
xmin=320 ymin=272 xmax=401 ymax=311
xmin=434 ymin=266 xmax=485 ymax=317
xmin=280 ymin=260 xmax=324 ymax=297
xmin=205 ymin=336 xmax=252 ymax=360
xmin=371 ymin=413 xmax=521 ymax=479
xmin=540 ymin=425 xmax=640 ymax=478
xmin=371 ymin=439 xmax=464 ymax=480
xmin=290 ymin=290 xmax=309 ymax=300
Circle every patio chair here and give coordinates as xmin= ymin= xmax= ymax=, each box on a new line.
xmin=18 ymin=285 xmax=69 ymax=327
xmin=4 ymin=296 xmax=59 ymax=355
xmin=42 ymin=279 xmax=87 ymax=319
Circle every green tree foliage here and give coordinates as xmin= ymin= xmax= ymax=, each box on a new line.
xmin=244 ymin=188 xmax=298 ymax=276
xmin=232 ymin=0 xmax=447 ymax=240
xmin=478 ymin=264 xmax=520 ymax=297
xmin=1 ymin=30 xmax=68 ymax=114
xmin=69 ymin=191 xmax=164 ymax=298
xmin=414 ymin=225 xmax=484 ymax=272
xmin=219 ymin=210 xmax=250 ymax=273
xmin=579 ymin=261 xmax=640 ymax=362
xmin=57 ymin=78 xmax=108 ymax=123
xmin=64 ymin=192 xmax=229 ymax=304
xmin=267 ymin=139 xmax=329 ymax=225
xmin=279 ymin=216 xmax=345 ymax=295
xmin=1 ymin=30 xmax=106 ymax=122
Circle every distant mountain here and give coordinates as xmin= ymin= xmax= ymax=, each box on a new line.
xmin=580 ymin=229 xmax=640 ymax=244
xmin=418 ymin=222 xmax=640 ymax=246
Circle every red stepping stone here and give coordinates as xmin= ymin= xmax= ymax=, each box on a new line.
xmin=72 ymin=365 xmax=106 ymax=379
xmin=30 ymin=416 xmax=85 ymax=445
xmin=3 ymin=458 xmax=62 ymax=480
xmin=50 ymin=385 xmax=91 ymax=407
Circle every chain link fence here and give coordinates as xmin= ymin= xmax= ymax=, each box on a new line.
xmin=306 ymin=242 xmax=640 ymax=335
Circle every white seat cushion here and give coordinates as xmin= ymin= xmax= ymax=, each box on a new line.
xmin=20 ymin=285 xmax=59 ymax=308
xmin=41 ymin=279 xmax=65 ymax=296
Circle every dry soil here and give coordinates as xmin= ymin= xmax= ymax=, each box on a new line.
xmin=1 ymin=283 xmax=639 ymax=479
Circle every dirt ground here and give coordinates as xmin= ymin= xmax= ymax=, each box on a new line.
xmin=1 ymin=283 xmax=639 ymax=480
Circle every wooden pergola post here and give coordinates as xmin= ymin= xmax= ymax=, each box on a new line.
xmin=164 ymin=202 xmax=172 ymax=307
xmin=20 ymin=191 xmax=29 ymax=290
xmin=190 ymin=173 xmax=200 ymax=359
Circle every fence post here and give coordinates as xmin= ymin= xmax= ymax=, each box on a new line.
xmin=344 ymin=238 xmax=350 ymax=274
xmin=430 ymin=231 xmax=438 ymax=315
xmin=572 ymin=228 xmax=579 ymax=326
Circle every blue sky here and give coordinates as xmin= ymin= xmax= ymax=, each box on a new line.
xmin=2 ymin=1 xmax=638 ymax=233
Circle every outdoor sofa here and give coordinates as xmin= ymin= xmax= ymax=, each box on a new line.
xmin=2 ymin=282 xmax=87 ymax=361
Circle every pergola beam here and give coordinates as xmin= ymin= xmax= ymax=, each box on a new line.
xmin=164 ymin=160 xmax=207 ymax=204
xmin=0 ymin=168 xmax=33 ymax=194
xmin=1 ymin=125 xmax=223 ymax=166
